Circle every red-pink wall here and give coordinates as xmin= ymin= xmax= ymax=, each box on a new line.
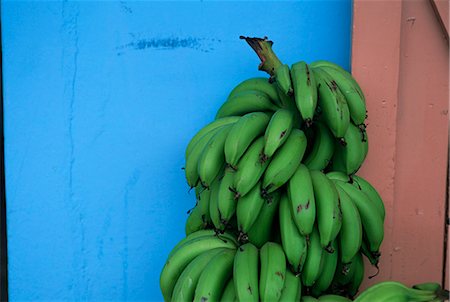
xmin=352 ymin=0 xmax=449 ymax=289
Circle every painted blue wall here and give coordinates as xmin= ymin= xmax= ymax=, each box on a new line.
xmin=2 ymin=1 xmax=351 ymax=300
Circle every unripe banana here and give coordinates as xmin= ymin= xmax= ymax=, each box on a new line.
xmin=259 ymin=242 xmax=287 ymax=302
xmin=360 ymin=239 xmax=380 ymax=267
xmin=234 ymin=137 xmax=271 ymax=197
xmin=313 ymin=68 xmax=350 ymax=139
xmin=185 ymin=125 xmax=227 ymax=188
xmin=171 ymin=248 xmax=224 ymax=302
xmin=279 ymin=194 xmax=308 ymax=273
xmin=317 ymin=66 xmax=367 ymax=125
xmin=194 ymin=248 xmax=236 ymax=302
xmin=347 ymin=251 xmax=365 ymax=297
xmin=216 ymin=90 xmax=279 ymax=119
xmin=335 ymin=185 xmax=362 ymax=264
xmin=236 ymin=182 xmax=265 ymax=234
xmin=217 ymin=167 xmax=237 ymax=226
xmin=228 ymin=77 xmax=282 ymax=106
xmin=221 ymin=278 xmax=236 ymax=302
xmin=274 ymin=64 xmax=293 ymax=96
xmin=302 ymin=226 xmax=324 ymax=287
xmin=331 ymin=123 xmax=368 ymax=175
xmin=302 ymin=297 xmax=318 ymax=302
xmin=160 ymin=235 xmax=236 ymax=301
xmin=279 ymin=270 xmax=301 ymax=302
xmin=247 ymin=191 xmax=281 ymax=248
xmin=304 ymin=122 xmax=335 ymax=171
xmin=335 ymin=181 xmax=384 ymax=254
xmin=186 ymin=116 xmax=240 ymax=159
xmin=291 ymin=61 xmax=317 ymax=125
xmin=333 ymin=253 xmax=359 ymax=287
xmin=225 ymin=112 xmax=272 ymax=167
xmin=185 ymin=206 xmax=207 ymax=236
xmin=310 ymin=170 xmax=342 ymax=249
xmin=198 ymin=126 xmax=233 ymax=188
xmin=233 ymin=243 xmax=259 ymax=302
xmin=263 ymin=129 xmax=307 ymax=192
xmin=318 ymin=295 xmax=352 ymax=302
xmin=352 ymin=175 xmax=385 ymax=221
xmin=326 ymin=171 xmax=350 ymax=182
xmin=311 ymin=240 xmax=338 ymax=296
xmin=288 ymin=164 xmax=316 ymax=236
xmin=263 ymin=109 xmax=295 ymax=158
xmin=210 ymin=175 xmax=226 ymax=231
xmin=353 ymin=281 xmax=437 ymax=302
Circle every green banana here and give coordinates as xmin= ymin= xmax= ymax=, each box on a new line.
xmin=333 ymin=254 xmax=358 ymax=287
xmin=347 ymin=251 xmax=365 ymax=297
xmin=412 ymin=282 xmax=442 ymax=292
xmin=233 ymin=243 xmax=259 ymax=302
xmin=302 ymin=226 xmax=324 ymax=287
xmin=279 ymin=270 xmax=301 ymax=302
xmin=198 ymin=126 xmax=232 ymax=188
xmin=185 ymin=205 xmax=207 ymax=236
xmin=304 ymin=122 xmax=335 ymax=171
xmin=236 ymin=182 xmax=265 ymax=234
xmin=291 ymin=61 xmax=317 ymax=125
xmin=317 ymin=66 xmax=367 ymax=125
xmin=217 ymin=167 xmax=237 ymax=226
xmin=361 ymin=239 xmax=380 ymax=267
xmin=353 ymin=281 xmax=437 ymax=302
xmin=288 ymin=164 xmax=316 ymax=236
xmin=326 ymin=171 xmax=351 ymax=183
xmin=246 ymin=191 xmax=281 ymax=248
xmin=335 ymin=181 xmax=384 ymax=254
xmin=331 ymin=123 xmax=368 ymax=175
xmin=160 ymin=235 xmax=236 ymax=301
xmin=228 ymin=77 xmax=282 ymax=107
xmin=313 ymin=68 xmax=350 ymax=140
xmin=185 ymin=125 xmax=227 ymax=188
xmin=274 ymin=64 xmax=293 ymax=96
xmin=335 ymin=185 xmax=362 ymax=264
xmin=263 ymin=129 xmax=307 ymax=193
xmin=279 ymin=194 xmax=308 ymax=273
xmin=171 ymin=248 xmax=224 ymax=302
xmin=351 ymin=175 xmax=385 ymax=221
xmin=234 ymin=137 xmax=271 ymax=197
xmin=259 ymin=242 xmax=287 ymax=302
xmin=210 ymin=175 xmax=226 ymax=231
xmin=263 ymin=109 xmax=295 ymax=159
xmin=310 ymin=170 xmax=342 ymax=249
xmin=194 ymin=248 xmax=236 ymax=302
xmin=225 ymin=112 xmax=272 ymax=167
xmin=311 ymin=240 xmax=338 ymax=296
xmin=186 ymin=116 xmax=240 ymax=159
xmin=221 ymin=278 xmax=236 ymax=302
xmin=318 ymin=295 xmax=352 ymax=302
xmin=216 ymin=90 xmax=279 ymax=119
xmin=302 ymin=297 xmax=319 ymax=302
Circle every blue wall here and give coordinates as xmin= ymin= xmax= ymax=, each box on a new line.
xmin=2 ymin=1 xmax=351 ymax=300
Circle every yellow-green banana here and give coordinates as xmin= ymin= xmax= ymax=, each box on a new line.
xmin=288 ymin=164 xmax=316 ymax=236
xmin=160 ymin=235 xmax=236 ymax=301
xmin=302 ymin=226 xmax=324 ymax=287
xmin=310 ymin=170 xmax=342 ymax=249
xmin=225 ymin=112 xmax=272 ymax=167
xmin=234 ymin=137 xmax=270 ymax=197
xmin=311 ymin=240 xmax=338 ymax=296
xmin=194 ymin=248 xmax=236 ymax=302
xmin=228 ymin=77 xmax=282 ymax=107
xmin=263 ymin=109 xmax=295 ymax=159
xmin=335 ymin=185 xmax=362 ymax=264
xmin=233 ymin=243 xmax=259 ymax=302
xmin=274 ymin=64 xmax=293 ymax=96
xmin=332 ymin=123 xmax=368 ymax=175
xmin=313 ymin=68 xmax=350 ymax=140
xmin=171 ymin=248 xmax=225 ymax=302
xmin=217 ymin=167 xmax=237 ymax=226
xmin=236 ymin=182 xmax=265 ymax=234
xmin=353 ymin=281 xmax=437 ymax=302
xmin=304 ymin=122 xmax=335 ymax=171
xmin=279 ymin=194 xmax=308 ymax=273
xmin=291 ymin=61 xmax=317 ymax=125
xmin=221 ymin=278 xmax=236 ymax=302
xmin=216 ymin=90 xmax=279 ymax=119
xmin=263 ymin=129 xmax=307 ymax=193
xmin=259 ymin=242 xmax=287 ymax=302
xmin=279 ymin=270 xmax=301 ymax=302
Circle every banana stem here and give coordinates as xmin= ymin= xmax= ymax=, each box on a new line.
xmin=240 ymin=36 xmax=283 ymax=76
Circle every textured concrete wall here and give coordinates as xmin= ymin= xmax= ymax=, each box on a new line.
xmin=1 ymin=1 xmax=352 ymax=300
xmin=352 ymin=0 xmax=449 ymax=289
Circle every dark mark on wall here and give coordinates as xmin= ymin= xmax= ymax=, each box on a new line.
xmin=120 ymin=1 xmax=132 ymax=14
xmin=116 ymin=36 xmax=221 ymax=55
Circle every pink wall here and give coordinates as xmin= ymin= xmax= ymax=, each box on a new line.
xmin=352 ymin=0 xmax=449 ymax=289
